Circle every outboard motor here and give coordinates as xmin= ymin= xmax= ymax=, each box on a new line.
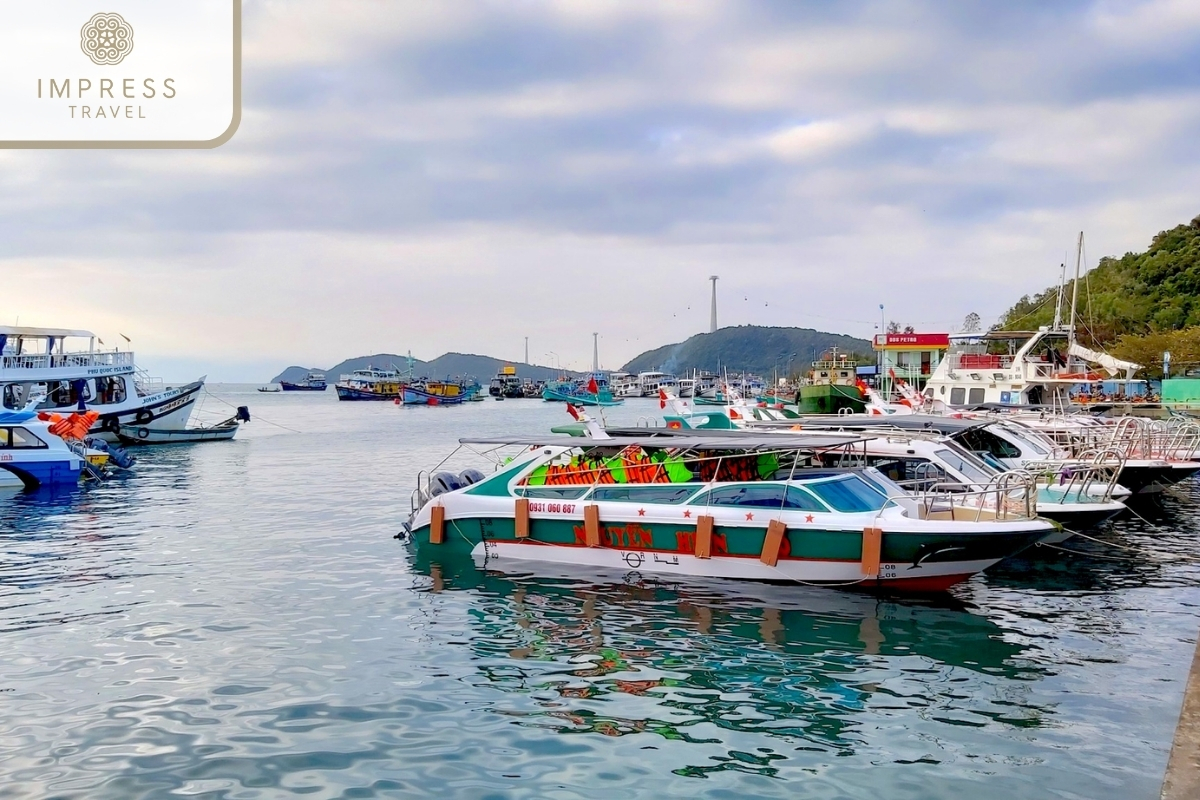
xmin=457 ymin=469 xmax=486 ymax=487
xmin=429 ymin=471 xmax=463 ymax=498
xmin=84 ymin=436 xmax=136 ymax=469
xmin=235 ymin=406 xmax=251 ymax=423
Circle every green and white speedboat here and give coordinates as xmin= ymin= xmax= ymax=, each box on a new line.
xmin=402 ymin=431 xmax=1058 ymax=593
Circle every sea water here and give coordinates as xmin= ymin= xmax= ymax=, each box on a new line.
xmin=0 ymin=386 xmax=1197 ymax=799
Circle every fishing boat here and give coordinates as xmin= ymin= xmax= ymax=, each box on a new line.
xmin=402 ymin=430 xmax=1057 ymax=592
xmin=542 ymin=375 xmax=624 ymax=407
xmin=335 ymin=367 xmax=405 ymax=401
xmin=0 ymin=326 xmax=204 ymax=440
xmin=403 ymin=379 xmax=466 ymax=406
xmin=489 ymin=365 xmax=525 ymax=398
xmin=797 ymin=351 xmax=866 ymax=414
xmin=280 ymin=372 xmax=327 ymax=391
xmin=117 ymin=407 xmax=250 ymax=445
xmin=258 ymin=386 xmax=281 ymax=393
xmin=637 ymin=371 xmax=678 ymax=397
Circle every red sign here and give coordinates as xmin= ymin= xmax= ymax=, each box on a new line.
xmin=874 ymin=333 xmax=950 ymax=348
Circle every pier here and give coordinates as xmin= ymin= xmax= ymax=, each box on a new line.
xmin=1163 ymin=633 xmax=1200 ymax=799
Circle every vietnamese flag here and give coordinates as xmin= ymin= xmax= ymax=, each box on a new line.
xmin=659 ymin=388 xmax=667 ymax=409
xmin=587 ymin=376 xmax=599 ymax=394
xmin=567 ymin=403 xmax=580 ymax=420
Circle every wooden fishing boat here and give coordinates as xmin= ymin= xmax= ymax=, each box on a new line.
xmin=402 ymin=431 xmax=1057 ymax=592
xmin=117 ymin=408 xmax=249 ymax=445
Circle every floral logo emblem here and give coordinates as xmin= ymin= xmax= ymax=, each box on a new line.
xmin=80 ymin=13 xmax=134 ymax=65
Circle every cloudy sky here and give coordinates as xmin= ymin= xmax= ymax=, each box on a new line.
xmin=3 ymin=0 xmax=1200 ymax=380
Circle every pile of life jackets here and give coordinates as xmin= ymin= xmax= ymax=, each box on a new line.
xmin=38 ymin=410 xmax=100 ymax=441
xmin=694 ymin=452 xmax=780 ymax=482
xmin=526 ymin=448 xmax=695 ymax=486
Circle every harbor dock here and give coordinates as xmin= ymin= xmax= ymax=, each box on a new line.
xmin=1163 ymin=633 xmax=1200 ymax=799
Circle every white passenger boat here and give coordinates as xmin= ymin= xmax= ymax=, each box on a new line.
xmin=403 ymin=431 xmax=1058 ymax=593
xmin=0 ymin=327 xmax=203 ymax=441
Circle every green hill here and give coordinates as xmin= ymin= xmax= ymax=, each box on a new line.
xmin=620 ymin=326 xmax=873 ymax=377
xmin=998 ymin=214 xmax=1200 ymax=345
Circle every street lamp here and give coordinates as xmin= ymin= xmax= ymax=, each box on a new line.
xmin=878 ymin=303 xmax=885 ymax=392
xmin=545 ymin=351 xmax=561 ymax=371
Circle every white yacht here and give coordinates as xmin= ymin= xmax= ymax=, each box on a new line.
xmin=637 ymin=371 xmax=678 ymax=396
xmin=0 ymin=327 xmax=204 ymax=440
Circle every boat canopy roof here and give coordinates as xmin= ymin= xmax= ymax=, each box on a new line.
xmin=0 ymin=326 xmax=95 ymax=339
xmin=460 ymin=431 xmax=870 ymax=451
xmin=747 ymin=414 xmax=992 ymax=434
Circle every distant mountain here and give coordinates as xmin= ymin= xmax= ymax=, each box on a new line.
xmin=620 ymin=326 xmax=873 ymax=377
xmin=271 ymin=352 xmax=577 ymax=384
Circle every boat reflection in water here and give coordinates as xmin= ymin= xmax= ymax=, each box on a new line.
xmin=409 ymin=551 xmax=1052 ymax=775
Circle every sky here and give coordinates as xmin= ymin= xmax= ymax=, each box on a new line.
xmin=3 ymin=0 xmax=1200 ymax=381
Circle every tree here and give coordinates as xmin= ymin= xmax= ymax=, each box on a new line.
xmin=886 ymin=321 xmax=901 ymax=334
xmin=962 ymin=312 xmax=981 ymax=333
xmin=902 ymin=325 xmax=915 ymax=334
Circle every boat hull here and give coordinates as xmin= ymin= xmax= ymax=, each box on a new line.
xmin=403 ymin=387 xmax=466 ymax=405
xmin=541 ymin=387 xmax=623 ymax=406
xmin=407 ymin=512 xmax=1050 ymax=592
xmin=336 ymin=385 xmax=400 ymax=401
xmin=83 ymin=380 xmax=205 ymax=442
xmin=279 ymin=382 xmax=327 ymax=391
xmin=797 ymin=384 xmax=866 ymax=415
xmin=116 ymin=424 xmax=238 ymax=444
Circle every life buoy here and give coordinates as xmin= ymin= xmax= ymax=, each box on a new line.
xmin=135 ymin=409 xmax=153 ymax=424
xmin=137 ymin=427 xmax=150 ymax=439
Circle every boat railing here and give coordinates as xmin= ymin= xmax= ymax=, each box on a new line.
xmin=945 ymin=352 xmax=1016 ymax=373
xmin=1020 ymin=453 xmax=1124 ymax=504
xmin=0 ymin=351 xmax=134 ymax=371
xmin=135 ymin=369 xmax=164 ymax=396
xmin=913 ymin=471 xmax=1036 ymax=522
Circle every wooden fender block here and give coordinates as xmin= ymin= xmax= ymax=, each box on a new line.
xmin=695 ymin=515 xmax=714 ymax=559
xmin=584 ymin=504 xmax=601 ymax=547
xmin=430 ymin=505 xmax=445 ymax=545
xmin=515 ymin=498 xmax=530 ymax=538
xmin=861 ymin=527 xmax=883 ymax=577
xmin=760 ymin=520 xmax=786 ymax=567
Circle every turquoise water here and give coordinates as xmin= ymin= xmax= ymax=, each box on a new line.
xmin=1 ymin=387 xmax=1198 ymax=799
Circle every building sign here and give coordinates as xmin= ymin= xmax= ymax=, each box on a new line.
xmin=0 ymin=1 xmax=240 ymax=148
xmin=874 ymin=333 xmax=951 ymax=349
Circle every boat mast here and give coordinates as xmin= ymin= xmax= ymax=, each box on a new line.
xmin=1052 ymin=262 xmax=1067 ymax=330
xmin=1069 ymin=232 xmax=1083 ymax=350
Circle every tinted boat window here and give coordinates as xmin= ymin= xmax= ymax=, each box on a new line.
xmin=807 ymin=475 xmax=887 ymax=512
xmin=590 ymin=485 xmax=697 ymax=504
xmin=695 ymin=483 xmax=819 ymax=509
xmin=950 ymin=388 xmax=965 ymax=405
xmin=9 ymin=427 xmax=47 ymax=449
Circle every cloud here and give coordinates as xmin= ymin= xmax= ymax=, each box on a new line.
xmin=2 ymin=1 xmax=1200 ymax=380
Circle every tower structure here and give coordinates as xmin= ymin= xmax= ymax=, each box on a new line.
xmin=709 ymin=276 xmax=719 ymax=333
xmin=592 ymin=333 xmax=599 ymax=372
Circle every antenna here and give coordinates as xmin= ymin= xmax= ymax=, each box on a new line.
xmin=709 ymin=276 xmax=719 ymax=333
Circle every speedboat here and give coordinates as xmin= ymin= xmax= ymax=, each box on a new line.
xmin=402 ymin=431 xmax=1058 ymax=592
xmin=0 ymin=326 xmax=204 ymax=441
xmin=0 ymin=409 xmax=107 ymax=490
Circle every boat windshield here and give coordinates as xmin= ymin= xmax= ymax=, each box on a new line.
xmin=934 ymin=448 xmax=995 ymax=483
xmin=589 ymin=485 xmax=697 ymax=504
xmin=803 ymin=475 xmax=888 ymax=512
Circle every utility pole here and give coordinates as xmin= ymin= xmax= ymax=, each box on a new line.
xmin=592 ymin=333 xmax=599 ymax=372
xmin=709 ymin=276 xmax=719 ymax=333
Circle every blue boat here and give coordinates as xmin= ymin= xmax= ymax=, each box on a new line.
xmin=280 ymin=371 xmax=327 ymax=391
xmin=402 ymin=380 xmax=468 ymax=406
xmin=541 ymin=375 xmax=623 ymax=407
xmin=0 ymin=410 xmax=87 ymax=490
xmin=334 ymin=368 xmax=404 ymax=401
